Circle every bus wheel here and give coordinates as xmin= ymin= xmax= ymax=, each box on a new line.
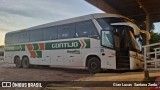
xmin=15 ymin=57 xmax=22 ymax=68
xmin=87 ymin=57 xmax=101 ymax=74
xmin=22 ymin=57 xmax=30 ymax=69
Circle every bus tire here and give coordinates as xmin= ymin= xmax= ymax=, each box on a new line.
xmin=87 ymin=57 xmax=101 ymax=74
xmin=22 ymin=57 xmax=30 ymax=69
xmin=15 ymin=57 xmax=22 ymax=68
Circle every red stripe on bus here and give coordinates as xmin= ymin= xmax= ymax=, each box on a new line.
xmin=27 ymin=44 xmax=33 ymax=50
xmin=29 ymin=51 xmax=37 ymax=58
xmin=39 ymin=43 xmax=45 ymax=50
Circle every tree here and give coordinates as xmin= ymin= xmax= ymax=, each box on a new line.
xmin=132 ymin=17 xmax=160 ymax=44
xmin=150 ymin=31 xmax=160 ymax=44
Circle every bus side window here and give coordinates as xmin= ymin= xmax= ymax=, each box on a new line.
xmin=76 ymin=20 xmax=99 ymax=38
xmin=5 ymin=33 xmax=19 ymax=45
xmin=5 ymin=34 xmax=11 ymax=45
xmin=29 ymin=29 xmax=43 ymax=42
xmin=43 ymin=26 xmax=58 ymax=41
xmin=58 ymin=23 xmax=76 ymax=39
xmin=13 ymin=33 xmax=19 ymax=44
xmin=19 ymin=31 xmax=29 ymax=43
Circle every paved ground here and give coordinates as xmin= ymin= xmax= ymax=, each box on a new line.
xmin=0 ymin=62 xmax=91 ymax=81
xmin=0 ymin=62 xmax=91 ymax=90
xmin=0 ymin=62 xmax=160 ymax=90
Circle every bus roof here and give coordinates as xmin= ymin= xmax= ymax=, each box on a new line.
xmin=6 ymin=13 xmax=129 ymax=34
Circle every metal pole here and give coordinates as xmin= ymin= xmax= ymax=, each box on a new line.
xmin=146 ymin=14 xmax=150 ymax=53
xmin=144 ymin=47 xmax=147 ymax=70
xmin=155 ymin=49 xmax=158 ymax=68
xmin=144 ymin=46 xmax=149 ymax=79
xmin=146 ymin=14 xmax=150 ymax=32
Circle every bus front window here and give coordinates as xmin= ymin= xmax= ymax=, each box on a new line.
xmin=101 ymin=30 xmax=114 ymax=48
xmin=96 ymin=17 xmax=130 ymax=30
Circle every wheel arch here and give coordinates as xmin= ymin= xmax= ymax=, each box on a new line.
xmin=14 ymin=55 xmax=20 ymax=64
xmin=85 ymin=54 xmax=101 ymax=67
xmin=22 ymin=55 xmax=30 ymax=64
xmin=22 ymin=55 xmax=29 ymax=60
xmin=22 ymin=55 xmax=31 ymax=68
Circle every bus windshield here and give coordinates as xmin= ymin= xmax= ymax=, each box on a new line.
xmin=97 ymin=18 xmax=141 ymax=52
xmin=96 ymin=17 xmax=131 ymax=30
xmin=112 ymin=25 xmax=141 ymax=52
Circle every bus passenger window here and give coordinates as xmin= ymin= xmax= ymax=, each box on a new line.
xmin=76 ymin=20 xmax=99 ymax=38
xmin=19 ymin=31 xmax=29 ymax=43
xmin=43 ymin=26 xmax=58 ymax=40
xmin=29 ymin=29 xmax=43 ymax=42
xmin=58 ymin=23 xmax=76 ymax=39
xmin=5 ymin=33 xmax=19 ymax=45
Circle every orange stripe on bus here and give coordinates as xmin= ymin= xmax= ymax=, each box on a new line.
xmin=27 ymin=44 xmax=33 ymax=50
xmin=29 ymin=51 xmax=37 ymax=58
xmin=39 ymin=43 xmax=45 ymax=50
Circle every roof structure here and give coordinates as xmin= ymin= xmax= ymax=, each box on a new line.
xmin=86 ymin=0 xmax=160 ymax=23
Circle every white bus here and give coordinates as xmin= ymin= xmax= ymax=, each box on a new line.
xmin=5 ymin=13 xmax=147 ymax=73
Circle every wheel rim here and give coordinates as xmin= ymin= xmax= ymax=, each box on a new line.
xmin=16 ymin=59 xmax=20 ymax=65
xmin=23 ymin=58 xmax=28 ymax=66
xmin=24 ymin=60 xmax=27 ymax=65
xmin=91 ymin=62 xmax=98 ymax=70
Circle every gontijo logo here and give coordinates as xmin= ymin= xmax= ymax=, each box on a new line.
xmin=26 ymin=39 xmax=90 ymax=58
xmin=51 ymin=41 xmax=78 ymax=49
xmin=5 ymin=39 xmax=90 ymax=58
xmin=51 ymin=40 xmax=88 ymax=49
xmin=45 ymin=39 xmax=90 ymax=50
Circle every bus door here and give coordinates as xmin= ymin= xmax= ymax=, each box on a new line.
xmin=101 ymin=30 xmax=116 ymax=69
xmin=112 ymin=26 xmax=130 ymax=69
